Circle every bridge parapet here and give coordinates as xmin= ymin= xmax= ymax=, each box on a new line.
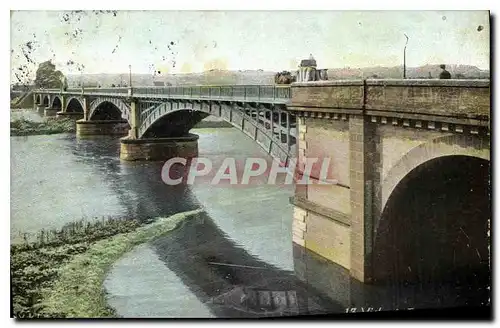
xmin=289 ymin=79 xmax=490 ymax=126
xmin=36 ymin=85 xmax=291 ymax=104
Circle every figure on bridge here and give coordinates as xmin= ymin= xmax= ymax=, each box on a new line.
xmin=439 ymin=64 xmax=452 ymax=79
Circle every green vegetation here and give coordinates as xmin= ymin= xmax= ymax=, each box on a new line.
xmin=11 ymin=96 xmax=21 ymax=106
xmin=34 ymin=60 xmax=67 ymax=90
xmin=11 ymin=209 xmax=203 ymax=318
xmin=10 ymin=118 xmax=76 ymax=136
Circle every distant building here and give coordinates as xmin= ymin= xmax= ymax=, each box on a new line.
xmin=153 ymin=81 xmax=165 ymax=86
xmin=296 ymin=54 xmax=328 ymax=82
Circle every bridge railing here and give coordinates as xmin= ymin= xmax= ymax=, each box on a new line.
xmin=83 ymin=87 xmax=129 ymax=95
xmin=34 ymin=85 xmax=292 ymax=102
xmin=131 ymin=85 xmax=291 ymax=102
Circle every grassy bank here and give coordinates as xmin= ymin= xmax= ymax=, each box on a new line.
xmin=11 ymin=209 xmax=203 ymax=318
xmin=10 ymin=118 xmax=75 ymax=136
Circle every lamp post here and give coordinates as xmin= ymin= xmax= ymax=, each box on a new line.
xmin=128 ymin=65 xmax=132 ymax=87
xmin=403 ymin=33 xmax=409 ymax=79
xmin=80 ymin=69 xmax=84 ymax=95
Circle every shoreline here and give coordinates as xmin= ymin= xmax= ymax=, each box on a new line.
xmin=10 ymin=117 xmax=232 ymax=137
xmin=10 ymin=117 xmax=76 ymax=136
xmin=11 ymin=209 xmax=203 ymax=318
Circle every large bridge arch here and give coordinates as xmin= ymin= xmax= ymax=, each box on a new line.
xmin=138 ymin=101 xmax=295 ymax=163
xmin=372 ymin=133 xmax=491 ymax=291
xmin=380 ymin=133 xmax=490 ymax=213
xmin=140 ymin=108 xmax=209 ymax=138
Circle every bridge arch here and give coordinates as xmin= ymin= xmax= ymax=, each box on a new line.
xmin=42 ymin=95 xmax=49 ymax=106
xmin=140 ymin=108 xmax=209 ymax=138
xmin=88 ymin=98 xmax=131 ymax=122
xmin=89 ymin=100 xmax=124 ymax=121
xmin=381 ymin=134 xmax=490 ymax=212
xmin=35 ymin=94 xmax=41 ymax=105
xmin=372 ymin=134 xmax=491 ymax=292
xmin=138 ymin=101 xmax=294 ymax=163
xmin=51 ymin=96 xmax=62 ymax=110
xmin=65 ymin=97 xmax=84 ymax=113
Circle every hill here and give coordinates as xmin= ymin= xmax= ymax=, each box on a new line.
xmin=66 ymin=64 xmax=489 ymax=87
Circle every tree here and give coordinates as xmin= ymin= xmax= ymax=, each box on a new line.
xmin=34 ymin=60 xmax=66 ymax=89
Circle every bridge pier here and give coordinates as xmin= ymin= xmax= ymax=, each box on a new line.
xmin=76 ymin=119 xmax=130 ymax=136
xmin=43 ymin=107 xmax=59 ymax=117
xmin=288 ymin=79 xmax=491 ymax=309
xmin=119 ymin=134 xmax=199 ymax=161
xmin=56 ymin=111 xmax=84 ymax=120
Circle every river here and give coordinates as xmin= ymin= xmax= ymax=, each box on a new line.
xmin=11 ymin=109 xmax=490 ymax=318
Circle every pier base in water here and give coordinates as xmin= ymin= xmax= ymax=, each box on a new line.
xmin=56 ymin=111 xmax=84 ymax=120
xmin=43 ymin=107 xmax=59 ymax=116
xmin=120 ymin=134 xmax=199 ymax=161
xmin=76 ymin=119 xmax=129 ymax=137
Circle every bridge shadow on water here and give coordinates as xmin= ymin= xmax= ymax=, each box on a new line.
xmin=149 ymin=211 xmax=345 ymax=318
xmin=60 ymin=133 xmax=490 ymax=318
xmin=64 ymin=134 xmax=200 ymax=220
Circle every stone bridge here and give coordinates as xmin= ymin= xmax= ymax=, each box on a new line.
xmin=33 ymin=79 xmax=491 ymax=300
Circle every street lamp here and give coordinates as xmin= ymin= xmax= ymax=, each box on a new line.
xmin=403 ymin=33 xmax=409 ymax=79
xmin=128 ymin=65 xmax=132 ymax=88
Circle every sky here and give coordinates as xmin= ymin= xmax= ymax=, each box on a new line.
xmin=10 ymin=10 xmax=490 ymax=83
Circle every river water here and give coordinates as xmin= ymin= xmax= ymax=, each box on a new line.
xmin=11 ymin=109 xmax=490 ymax=318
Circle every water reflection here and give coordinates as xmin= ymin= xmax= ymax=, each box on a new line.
xmin=145 ymin=211 xmax=344 ymax=318
xmin=67 ymin=134 xmax=200 ymax=221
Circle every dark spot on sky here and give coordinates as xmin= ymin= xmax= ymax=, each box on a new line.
xmin=170 ymin=41 xmax=174 ymax=45
xmin=157 ymin=71 xmax=161 ymax=74
xmin=442 ymin=16 xmax=446 ymax=21
xmin=149 ymin=40 xmax=152 ymax=44
xmin=477 ymin=25 xmax=484 ymax=32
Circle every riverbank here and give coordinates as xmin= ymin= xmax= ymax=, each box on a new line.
xmin=11 ymin=209 xmax=203 ymax=318
xmin=11 ymin=117 xmax=76 ymax=136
